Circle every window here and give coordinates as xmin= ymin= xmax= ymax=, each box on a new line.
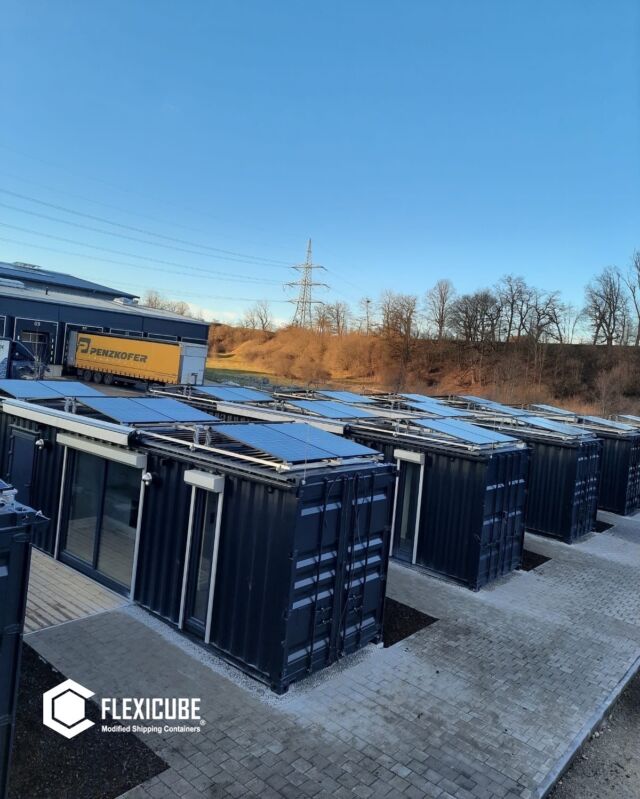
xmin=62 ymin=452 xmax=140 ymax=592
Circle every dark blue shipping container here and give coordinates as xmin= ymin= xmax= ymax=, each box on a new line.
xmin=134 ymin=440 xmax=395 ymax=692
xmin=529 ymin=408 xmax=640 ymax=517
xmin=154 ymin=387 xmax=531 ymax=590
xmin=0 ymin=395 xmax=396 ymax=693
xmin=446 ymin=398 xmax=603 ymax=543
xmin=0 ymin=486 xmax=42 ymax=799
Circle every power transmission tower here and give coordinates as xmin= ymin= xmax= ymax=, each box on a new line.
xmin=287 ymin=239 xmax=328 ymax=327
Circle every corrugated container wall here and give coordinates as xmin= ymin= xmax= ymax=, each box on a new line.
xmin=136 ymin=455 xmax=396 ymax=693
xmin=0 ymin=414 xmax=62 ymax=554
xmin=597 ymin=434 xmax=640 ymax=515
xmin=352 ymin=435 xmax=529 ymax=590
xmin=525 ymin=439 xmax=602 ymax=542
xmin=0 ymin=496 xmax=40 ymax=799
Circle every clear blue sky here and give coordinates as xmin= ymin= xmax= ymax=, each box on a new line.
xmin=1 ymin=1 xmax=638 ymax=322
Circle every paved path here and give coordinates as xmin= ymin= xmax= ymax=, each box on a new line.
xmin=26 ymin=515 xmax=640 ymax=799
xmin=25 ymin=548 xmax=128 ymax=633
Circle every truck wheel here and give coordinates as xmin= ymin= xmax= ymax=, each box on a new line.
xmin=93 ymin=372 xmax=103 ymax=384
xmin=103 ymin=373 xmax=114 ymax=386
xmin=82 ymin=370 xmax=93 ymax=382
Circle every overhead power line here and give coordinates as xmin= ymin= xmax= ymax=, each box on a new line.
xmin=0 ymin=188 xmax=291 ymax=266
xmin=0 ymin=222 xmax=289 ymax=283
xmin=0 ymin=200 xmax=291 ymax=268
xmin=0 ymin=234 xmax=284 ymax=287
xmin=104 ymin=279 xmax=290 ymax=305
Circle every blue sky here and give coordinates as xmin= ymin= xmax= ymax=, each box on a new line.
xmin=1 ymin=1 xmax=638 ymax=322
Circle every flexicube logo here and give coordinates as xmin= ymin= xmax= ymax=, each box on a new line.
xmin=43 ymin=679 xmax=203 ymax=738
xmin=43 ymin=679 xmax=95 ymax=739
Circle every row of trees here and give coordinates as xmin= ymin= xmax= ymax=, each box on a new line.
xmin=242 ymin=251 xmax=640 ymax=347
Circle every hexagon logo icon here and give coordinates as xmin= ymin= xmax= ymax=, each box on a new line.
xmin=43 ymin=679 xmax=95 ymax=739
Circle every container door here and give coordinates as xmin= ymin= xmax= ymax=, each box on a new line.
xmin=183 ymin=491 xmax=219 ymax=637
xmin=7 ymin=431 xmax=36 ymax=506
xmin=391 ymin=460 xmax=422 ymax=562
xmin=60 ymin=451 xmax=141 ymax=594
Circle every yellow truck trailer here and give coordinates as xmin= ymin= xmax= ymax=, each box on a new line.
xmin=66 ymin=331 xmax=207 ymax=386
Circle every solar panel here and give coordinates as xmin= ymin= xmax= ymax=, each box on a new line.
xmin=213 ymin=423 xmax=371 ymax=463
xmin=273 ymin=423 xmax=377 ymax=458
xmin=316 ymin=390 xmax=377 ymax=404
xmin=405 ymin=398 xmax=473 ymax=418
xmin=38 ymin=380 xmax=106 ymax=397
xmin=580 ymin=415 xmax=635 ymax=432
xmin=619 ymin=414 xmax=640 ymax=425
xmin=458 ymin=395 xmax=527 ymax=416
xmin=401 ymin=393 xmax=434 ymax=403
xmin=196 ymin=385 xmax=272 ymax=402
xmin=413 ymin=417 xmax=518 ymax=445
xmin=131 ymin=397 xmax=218 ymax=423
xmin=0 ymin=380 xmax=61 ymax=400
xmin=79 ymin=397 xmax=173 ymax=423
xmin=519 ymin=415 xmax=587 ymax=436
xmin=530 ymin=403 xmax=575 ymax=417
xmin=287 ymin=400 xmax=377 ymax=419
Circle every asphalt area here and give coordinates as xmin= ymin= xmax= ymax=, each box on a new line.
xmin=8 ymin=644 xmax=166 ymax=799
xmin=550 ymin=669 xmax=640 ymax=799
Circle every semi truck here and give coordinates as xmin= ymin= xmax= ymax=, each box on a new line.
xmin=66 ymin=331 xmax=207 ymax=386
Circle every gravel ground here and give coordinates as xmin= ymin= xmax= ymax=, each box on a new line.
xmin=550 ymin=669 xmax=640 ymax=799
xmin=382 ymin=596 xmax=437 ymax=647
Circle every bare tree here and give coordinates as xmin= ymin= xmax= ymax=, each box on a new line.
xmin=623 ymin=250 xmax=640 ymax=346
xmin=242 ymin=299 xmax=273 ymax=331
xmin=584 ymin=267 xmax=629 ymax=346
xmin=143 ymin=290 xmax=191 ymax=317
xmin=379 ymin=291 xmax=420 ymax=372
xmin=449 ymin=290 xmax=501 ymax=343
xmin=425 ymin=279 xmax=455 ymax=339
xmin=313 ymin=303 xmax=332 ymax=334
xmin=495 ymin=275 xmax=533 ymax=341
xmin=324 ymin=301 xmax=350 ymax=335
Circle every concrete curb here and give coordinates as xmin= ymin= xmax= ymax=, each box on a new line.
xmin=538 ymin=654 xmax=640 ymax=798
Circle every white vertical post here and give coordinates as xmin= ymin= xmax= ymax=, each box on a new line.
xmin=129 ymin=477 xmax=147 ymax=600
xmin=53 ymin=446 xmax=68 ymax=560
xmin=388 ymin=459 xmax=401 ymax=557
xmin=178 ymin=485 xmax=197 ymax=629
xmin=412 ymin=462 xmax=425 ymax=565
xmin=204 ymin=480 xmax=225 ymax=645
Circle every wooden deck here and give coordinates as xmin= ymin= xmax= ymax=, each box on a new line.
xmin=25 ymin=548 xmax=129 ymax=634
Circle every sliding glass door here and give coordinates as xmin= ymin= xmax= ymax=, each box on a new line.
xmin=61 ymin=451 xmax=140 ymax=594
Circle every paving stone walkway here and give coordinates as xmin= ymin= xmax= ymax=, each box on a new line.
xmin=27 ymin=514 xmax=640 ymax=799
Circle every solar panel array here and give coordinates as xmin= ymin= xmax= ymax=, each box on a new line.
xmin=0 ymin=379 xmax=105 ymax=399
xmin=519 ymin=415 xmax=587 ymax=436
xmin=80 ymin=396 xmax=218 ymax=424
xmin=529 ymin=403 xmax=575 ymax=417
xmin=213 ymin=422 xmax=376 ymax=463
xmin=195 ymin=385 xmax=272 ymax=403
xmin=580 ymin=415 xmax=636 ymax=432
xmin=404 ymin=398 xmax=473 ymax=418
xmin=412 ymin=417 xmax=518 ymax=446
xmin=459 ymin=396 xmax=527 ymax=417
xmin=287 ymin=399 xmax=377 ymax=419
xmin=316 ymin=389 xmax=377 ymax=404
xmin=618 ymin=414 xmax=640 ymax=425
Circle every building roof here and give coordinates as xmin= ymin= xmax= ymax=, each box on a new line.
xmin=0 ymin=281 xmax=207 ymax=328
xmin=0 ymin=261 xmax=138 ymax=299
